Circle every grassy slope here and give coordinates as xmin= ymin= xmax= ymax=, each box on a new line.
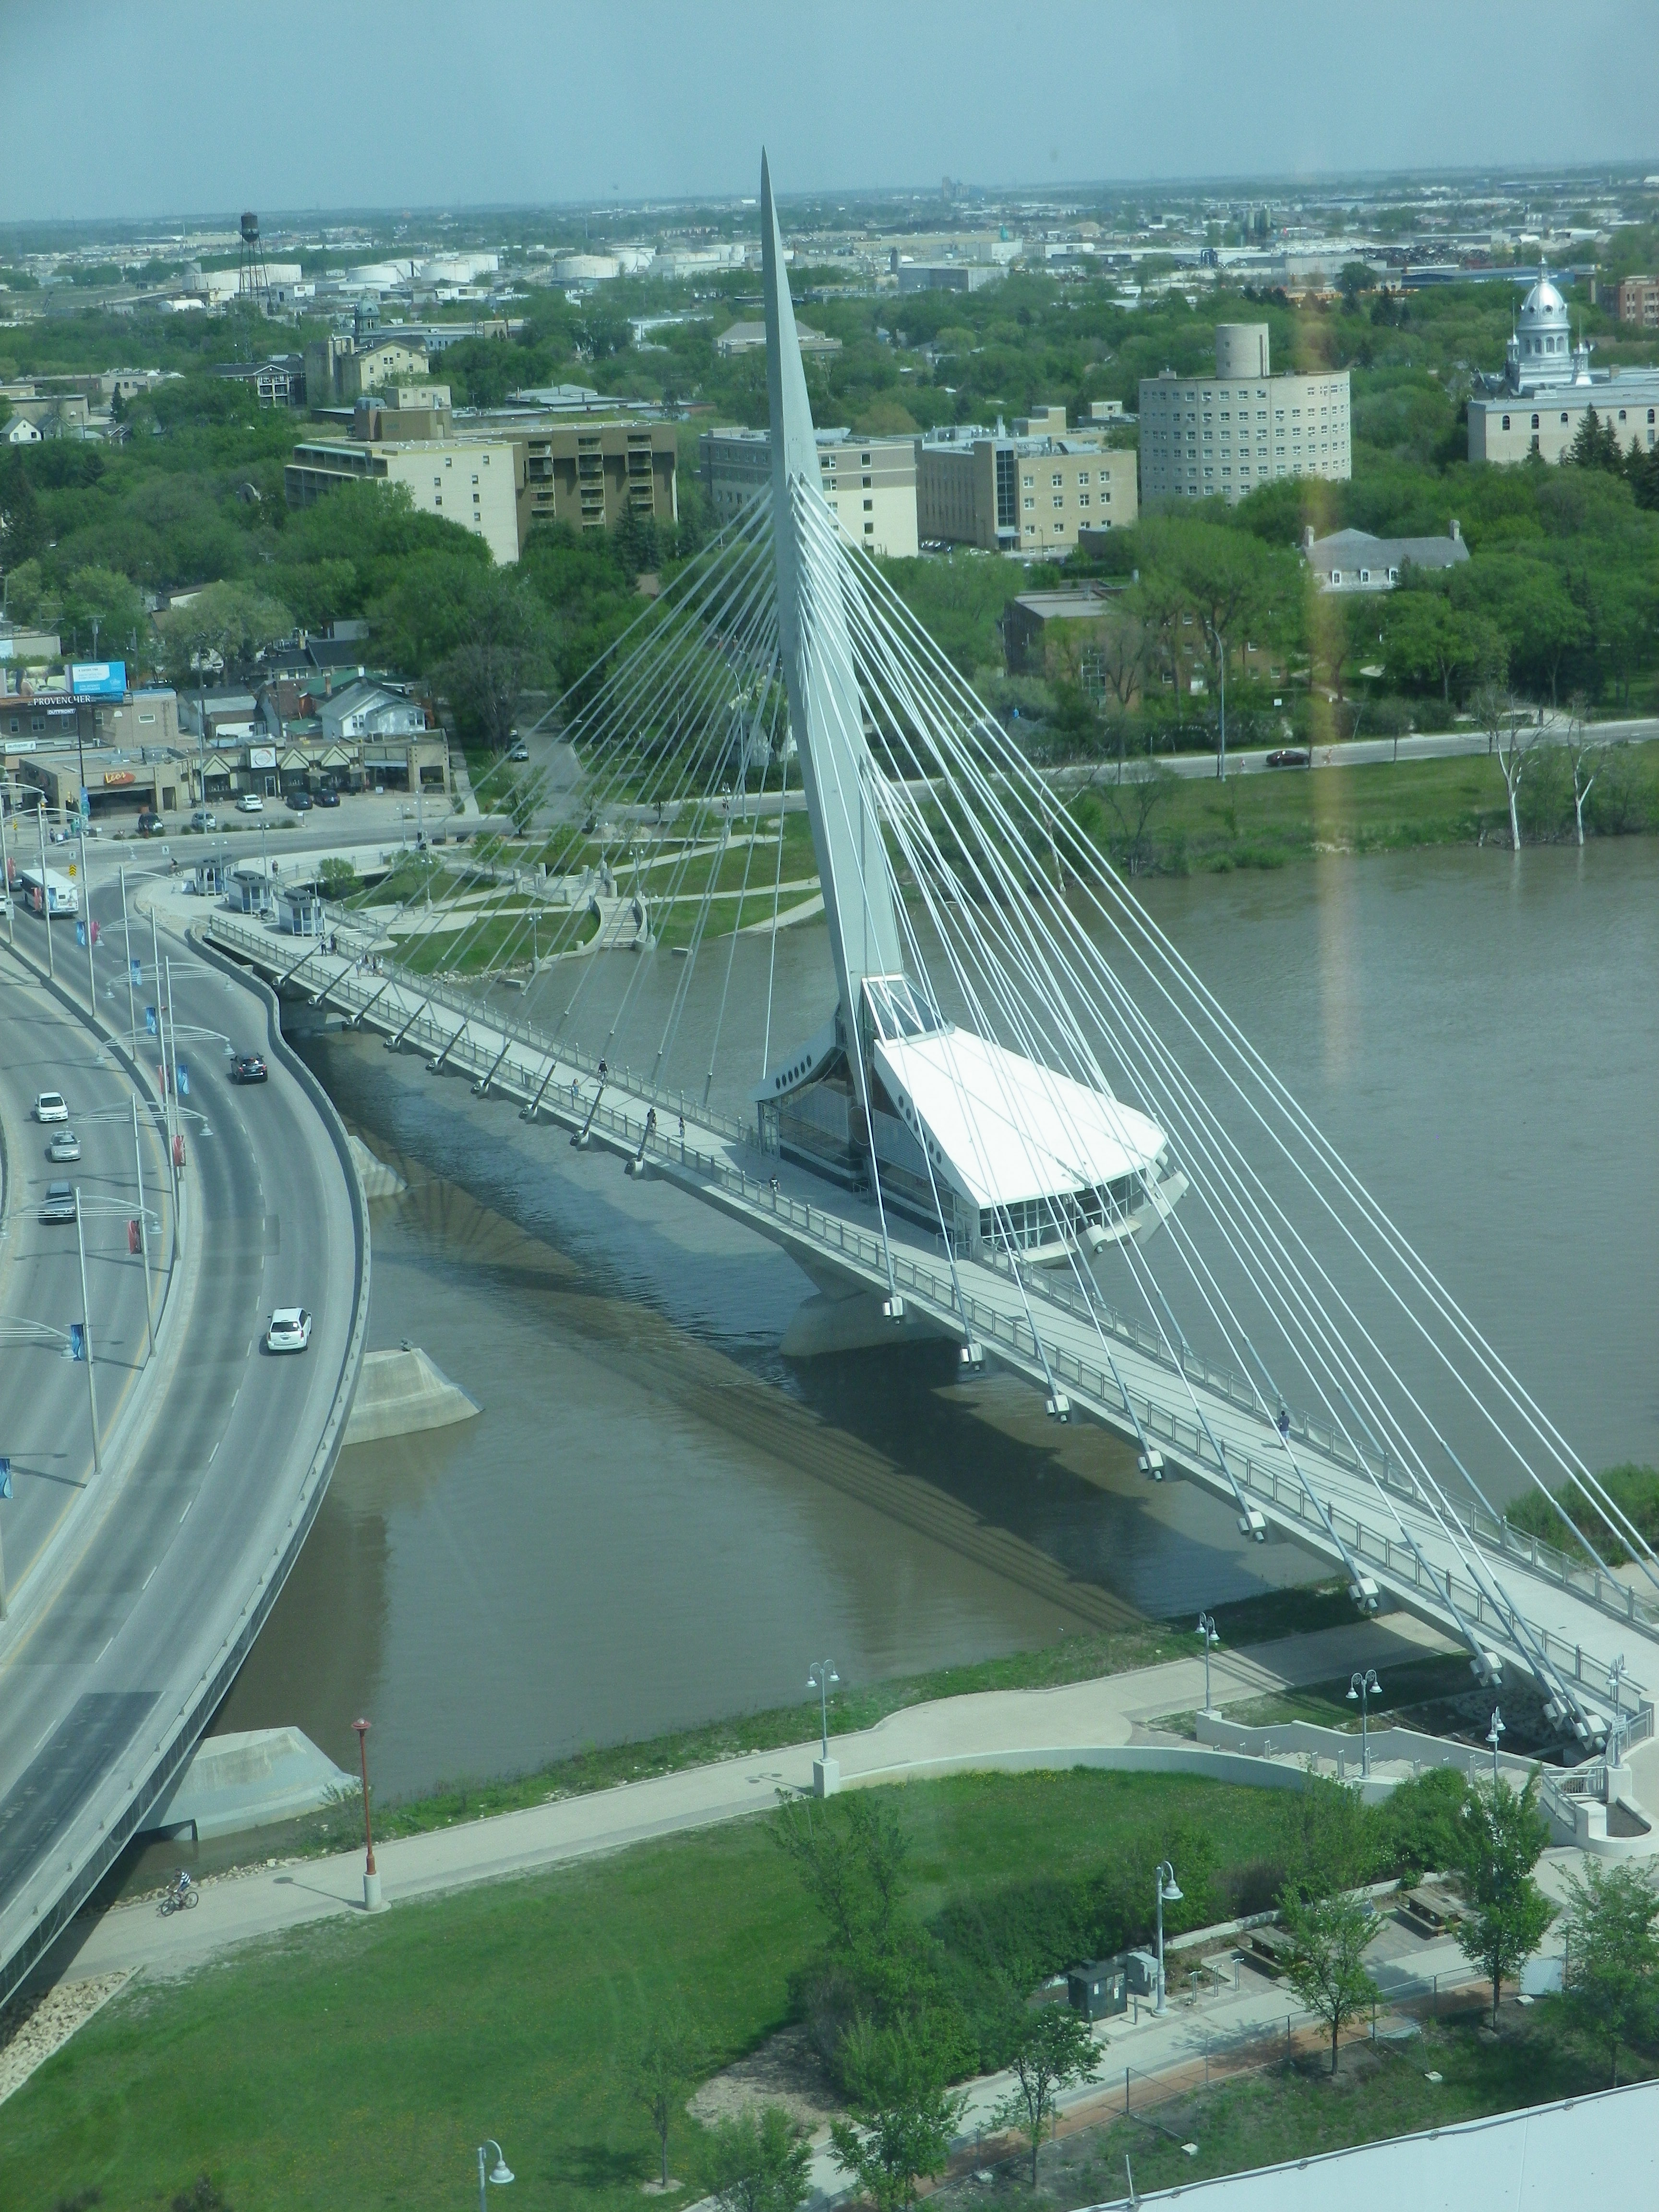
xmin=7 ymin=1774 xmax=1298 ymax=2212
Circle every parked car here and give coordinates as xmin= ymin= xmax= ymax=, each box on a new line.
xmin=508 ymin=742 xmax=529 ymax=763
xmin=39 ymin=1181 xmax=77 ymax=1224
xmin=288 ymin=789 xmax=313 ymax=813
xmin=265 ymin=1307 xmax=313 ymax=1353
xmin=230 ymin=1053 xmax=268 ymax=1084
xmin=236 ymin=793 xmax=264 ymax=814
xmin=1266 ymin=748 xmax=1310 ymax=769
xmin=191 ymin=807 xmax=217 ymax=832
xmin=48 ymin=1130 xmax=82 ymax=1162
xmin=315 ymin=785 xmax=340 ymax=808
xmin=137 ymin=809 xmax=165 ymax=836
xmin=35 ymin=1091 xmax=69 ymax=1123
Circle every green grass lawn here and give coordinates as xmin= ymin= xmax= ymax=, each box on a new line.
xmin=4 ymin=1773 xmax=1310 ymax=2212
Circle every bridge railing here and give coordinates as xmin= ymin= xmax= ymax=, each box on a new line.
xmin=207 ymin=914 xmax=1659 ymax=1678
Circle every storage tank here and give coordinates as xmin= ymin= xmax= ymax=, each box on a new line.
xmin=1214 ymin=323 xmax=1270 ymax=378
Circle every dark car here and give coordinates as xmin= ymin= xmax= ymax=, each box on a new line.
xmin=1266 ymin=747 xmax=1310 ymax=769
xmin=315 ymin=785 xmax=341 ymax=808
xmin=231 ymin=1053 xmax=268 ymax=1084
xmin=137 ymin=809 xmax=165 ymax=836
xmin=39 ymin=1180 xmax=77 ymax=1224
xmin=288 ymin=789 xmax=313 ymax=813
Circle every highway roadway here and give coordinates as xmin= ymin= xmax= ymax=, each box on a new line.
xmin=0 ymin=943 xmax=173 ymax=1602
xmin=0 ymin=861 xmax=365 ymax=2002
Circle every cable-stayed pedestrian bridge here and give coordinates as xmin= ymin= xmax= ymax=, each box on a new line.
xmin=210 ymin=149 xmax=1659 ymax=1756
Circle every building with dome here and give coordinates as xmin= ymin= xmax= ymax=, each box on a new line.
xmin=1467 ymin=264 xmax=1659 ymax=466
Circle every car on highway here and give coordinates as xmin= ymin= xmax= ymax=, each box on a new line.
xmin=191 ymin=807 xmax=217 ymax=832
xmin=230 ymin=1053 xmax=268 ymax=1084
xmin=315 ymin=785 xmax=340 ymax=808
xmin=35 ymin=1091 xmax=69 ymax=1123
xmin=39 ymin=1181 xmax=77 ymax=1224
xmin=1266 ymin=748 xmax=1310 ymax=769
xmin=137 ymin=809 xmax=165 ymax=835
xmin=236 ymin=793 xmax=264 ymax=814
xmin=47 ymin=1130 xmax=82 ymax=1162
xmin=288 ymin=789 xmax=313 ymax=813
xmin=265 ymin=1307 xmax=313 ymax=1353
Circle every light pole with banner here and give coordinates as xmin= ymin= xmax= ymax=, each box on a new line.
xmin=73 ymin=1190 xmax=102 ymax=1475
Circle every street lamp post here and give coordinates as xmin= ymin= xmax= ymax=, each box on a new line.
xmin=35 ymin=804 xmax=54 ymax=982
xmin=120 ymin=863 xmax=138 ymax=1052
xmin=1196 ymin=1612 xmax=1220 ymax=1717
xmin=77 ymin=822 xmax=96 ymax=1017
xmin=1605 ymin=1655 xmax=1628 ymax=1766
xmin=807 ymin=1659 xmax=840 ymax=1798
xmin=1486 ymin=1707 xmax=1505 ymax=1788
xmin=1347 ymin=1669 xmax=1382 ymax=1779
xmin=352 ymin=1717 xmax=384 ymax=1911
xmin=0 ymin=791 xmax=13 ymax=948
xmin=1154 ymin=1861 xmax=1182 ymax=2016
xmin=477 ymin=2140 xmax=514 ymax=2212
xmin=73 ymin=1189 xmax=102 ymax=1475
xmin=131 ymin=1095 xmax=155 ymax=1362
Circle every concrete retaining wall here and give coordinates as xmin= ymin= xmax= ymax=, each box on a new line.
xmin=343 ymin=1346 xmax=479 ymax=1447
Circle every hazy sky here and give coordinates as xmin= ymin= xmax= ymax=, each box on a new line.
xmin=5 ymin=0 xmax=1656 ymax=226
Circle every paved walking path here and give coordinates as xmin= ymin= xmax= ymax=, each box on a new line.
xmin=49 ymin=1612 xmax=1453 ymax=1990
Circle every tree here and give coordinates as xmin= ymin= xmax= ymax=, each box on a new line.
xmin=988 ymin=2006 xmax=1101 ymax=2186
xmin=1307 ymin=590 xmax=1376 ymax=703
xmin=1084 ymin=760 xmax=1179 ymax=876
xmin=633 ymin=2016 xmax=704 ymax=2188
xmin=0 ymin=449 xmax=45 ymax=567
xmin=1473 ymin=682 xmax=1538 ymax=851
xmin=438 ymin=570 xmax=559 ymax=751
xmin=1566 ymin=695 xmax=1598 ymax=846
xmin=1278 ymin=1888 xmax=1378 ymax=2075
xmin=830 ymin=2029 xmax=967 ymax=2212
xmin=1382 ymin=589 xmax=1503 ymax=707
xmin=61 ymin=565 xmax=147 ymax=659
xmin=1 ymin=555 xmax=56 ymax=628
xmin=1566 ymin=407 xmax=1623 ymax=474
xmin=704 ymin=2107 xmax=813 ymax=2212
xmin=156 ymin=579 xmax=291 ymax=690
xmin=1454 ymin=1772 xmax=1554 ymax=2026
xmin=1561 ymin=1861 xmax=1659 ymax=2086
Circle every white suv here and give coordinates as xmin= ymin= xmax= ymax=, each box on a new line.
xmin=265 ymin=1307 xmax=312 ymax=1353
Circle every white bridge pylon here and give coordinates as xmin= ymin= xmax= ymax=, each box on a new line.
xmin=270 ymin=151 xmax=1659 ymax=1753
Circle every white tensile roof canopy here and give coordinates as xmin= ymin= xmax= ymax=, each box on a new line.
xmin=873 ymin=1023 xmax=1166 ymax=1216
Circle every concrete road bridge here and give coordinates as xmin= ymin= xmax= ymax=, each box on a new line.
xmin=0 ymin=868 xmax=367 ymax=2006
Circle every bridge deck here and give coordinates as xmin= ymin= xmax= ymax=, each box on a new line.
xmin=211 ymin=915 xmax=1658 ymax=1739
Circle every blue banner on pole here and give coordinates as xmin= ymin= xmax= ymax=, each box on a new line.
xmin=69 ymin=1324 xmax=86 ymax=1363
xmin=144 ymin=1005 xmax=157 ymax=1035
xmin=176 ymin=1060 xmax=189 ymax=1097
xmin=0 ymin=1457 xmax=11 ymax=1502
xmin=76 ymin=920 xmax=87 ymax=948
xmin=132 ymin=958 xmax=143 ymax=986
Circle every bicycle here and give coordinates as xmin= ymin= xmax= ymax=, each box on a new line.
xmin=158 ymin=1874 xmax=200 ymax=1916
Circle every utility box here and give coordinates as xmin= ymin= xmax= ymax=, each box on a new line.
xmin=1067 ymin=1958 xmax=1129 ymax=2022
xmin=1124 ymin=1948 xmax=1160 ymax=1997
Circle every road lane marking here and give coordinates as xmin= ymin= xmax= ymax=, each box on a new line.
xmin=142 ymin=1564 xmax=156 ymax=1589
xmin=208 ymin=1439 xmax=219 ymax=1464
xmin=179 ymin=1497 xmax=192 ymax=1522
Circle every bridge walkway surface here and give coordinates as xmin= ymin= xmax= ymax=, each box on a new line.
xmin=0 ymin=879 xmax=368 ymax=2005
xmin=208 ymin=912 xmax=1657 ymax=1736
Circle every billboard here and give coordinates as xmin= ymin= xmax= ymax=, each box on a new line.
xmin=249 ymin=746 xmax=277 ymax=769
xmin=71 ymin=661 xmax=127 ymax=699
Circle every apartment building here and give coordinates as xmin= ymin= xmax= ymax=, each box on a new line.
xmin=516 ymin=420 xmax=678 ymax=535
xmin=1138 ymin=325 xmax=1351 ymax=506
xmin=285 ymin=436 xmax=524 ymax=565
xmin=700 ymin=427 xmax=918 ymax=557
xmin=1601 ymin=276 xmax=1659 ymax=329
xmin=916 ymin=410 xmax=1137 ymax=553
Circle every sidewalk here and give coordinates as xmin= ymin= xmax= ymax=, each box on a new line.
xmin=54 ymin=1611 xmax=1452 ymax=1989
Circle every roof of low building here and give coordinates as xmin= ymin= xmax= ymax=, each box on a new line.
xmin=1306 ymin=526 xmax=1468 ymax=574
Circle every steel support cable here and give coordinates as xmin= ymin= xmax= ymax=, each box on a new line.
xmin=706 ymin=678 xmax=788 ymax=1106
xmin=851 ymin=589 xmax=1619 ymax=1707
xmin=841 ymin=555 xmax=1575 ymax=1643
xmin=758 ymin=723 xmax=794 ymax=1086
xmin=857 ymin=565 xmax=1640 ymax=1594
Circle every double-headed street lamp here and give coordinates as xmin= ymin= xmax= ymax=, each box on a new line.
xmin=476 ymin=2140 xmax=514 ymax=2212
xmin=1154 ymin=1861 xmax=1183 ymax=2016
xmin=806 ymin=1659 xmax=839 ymax=1761
xmin=1196 ymin=1613 xmax=1220 ymax=1717
xmin=1348 ymin=1669 xmax=1382 ymax=1779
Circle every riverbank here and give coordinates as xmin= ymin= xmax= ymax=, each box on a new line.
xmin=1073 ymin=736 xmax=1659 ymax=874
